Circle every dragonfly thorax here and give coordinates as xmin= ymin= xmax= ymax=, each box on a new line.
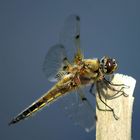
xmin=83 ymin=59 xmax=100 ymax=72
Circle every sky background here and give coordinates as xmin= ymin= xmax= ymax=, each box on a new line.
xmin=0 ymin=0 xmax=140 ymax=140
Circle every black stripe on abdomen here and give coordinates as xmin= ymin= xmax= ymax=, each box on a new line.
xmin=9 ymin=101 xmax=45 ymax=125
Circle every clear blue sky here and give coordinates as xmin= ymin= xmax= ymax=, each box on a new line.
xmin=0 ymin=0 xmax=139 ymax=140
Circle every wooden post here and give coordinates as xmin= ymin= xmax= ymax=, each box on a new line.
xmin=96 ymin=73 xmax=136 ymax=140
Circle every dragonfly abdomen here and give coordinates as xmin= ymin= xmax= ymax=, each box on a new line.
xmin=9 ymin=99 xmax=46 ymax=125
xmin=9 ymin=81 xmax=73 ymax=125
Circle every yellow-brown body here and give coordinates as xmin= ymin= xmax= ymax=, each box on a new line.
xmin=9 ymin=58 xmax=101 ymax=125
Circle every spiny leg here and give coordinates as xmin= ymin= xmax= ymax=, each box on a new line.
xmin=103 ymin=80 xmax=128 ymax=99
xmin=89 ymin=82 xmax=119 ymax=119
xmin=89 ymin=82 xmax=125 ymax=99
xmin=105 ymin=87 xmax=127 ymax=100
xmin=104 ymin=78 xmax=129 ymax=88
xmin=96 ymin=83 xmax=119 ymax=120
xmin=103 ymin=78 xmax=128 ymax=97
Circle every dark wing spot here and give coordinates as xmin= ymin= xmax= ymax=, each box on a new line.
xmin=76 ymin=15 xmax=80 ymax=21
xmin=82 ymin=97 xmax=87 ymax=101
xmin=63 ymin=57 xmax=68 ymax=61
xmin=75 ymin=34 xmax=80 ymax=39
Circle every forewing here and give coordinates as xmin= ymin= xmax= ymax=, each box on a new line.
xmin=60 ymin=89 xmax=96 ymax=132
xmin=43 ymin=15 xmax=83 ymax=82
xmin=59 ymin=15 xmax=83 ymax=63
xmin=43 ymin=44 xmax=69 ymax=82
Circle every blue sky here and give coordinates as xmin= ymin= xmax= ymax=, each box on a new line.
xmin=0 ymin=0 xmax=139 ymax=140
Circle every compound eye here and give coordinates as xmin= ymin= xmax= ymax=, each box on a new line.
xmin=106 ymin=59 xmax=117 ymax=74
xmin=106 ymin=61 xmax=113 ymax=73
xmin=100 ymin=56 xmax=117 ymax=74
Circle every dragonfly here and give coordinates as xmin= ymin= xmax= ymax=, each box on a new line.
xmin=9 ymin=15 xmax=127 ymax=132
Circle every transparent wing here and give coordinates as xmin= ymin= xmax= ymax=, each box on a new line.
xmin=60 ymin=89 xmax=96 ymax=132
xmin=59 ymin=15 xmax=83 ymax=63
xmin=43 ymin=15 xmax=83 ymax=82
xmin=43 ymin=44 xmax=69 ymax=82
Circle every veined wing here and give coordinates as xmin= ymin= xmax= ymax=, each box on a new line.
xmin=60 ymin=89 xmax=96 ymax=132
xmin=43 ymin=44 xmax=70 ymax=82
xmin=59 ymin=15 xmax=83 ymax=63
xmin=43 ymin=15 xmax=83 ymax=82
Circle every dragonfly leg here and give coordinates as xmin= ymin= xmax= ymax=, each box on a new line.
xmin=96 ymin=83 xmax=119 ymax=120
xmin=104 ymin=78 xmax=129 ymax=88
xmin=103 ymin=78 xmax=128 ymax=97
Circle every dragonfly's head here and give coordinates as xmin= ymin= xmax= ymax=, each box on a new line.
xmin=100 ymin=56 xmax=118 ymax=75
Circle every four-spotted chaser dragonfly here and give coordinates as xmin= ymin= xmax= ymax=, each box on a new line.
xmin=9 ymin=15 xmax=126 ymax=132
